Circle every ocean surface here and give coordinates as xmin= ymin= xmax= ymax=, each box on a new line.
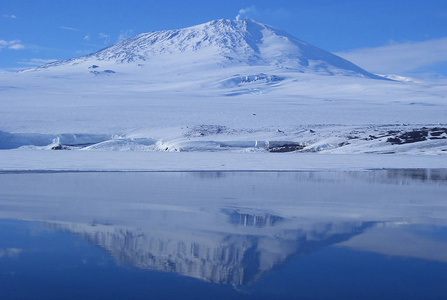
xmin=1 ymin=170 xmax=446 ymax=299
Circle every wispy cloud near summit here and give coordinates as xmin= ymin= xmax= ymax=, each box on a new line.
xmin=235 ymin=6 xmax=257 ymax=20
xmin=235 ymin=6 xmax=290 ymax=22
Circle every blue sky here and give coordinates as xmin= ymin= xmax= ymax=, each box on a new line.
xmin=1 ymin=0 xmax=447 ymax=78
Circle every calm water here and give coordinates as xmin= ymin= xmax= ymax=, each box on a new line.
xmin=0 ymin=170 xmax=446 ymax=299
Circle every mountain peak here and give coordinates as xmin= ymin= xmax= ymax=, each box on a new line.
xmin=32 ymin=19 xmax=379 ymax=79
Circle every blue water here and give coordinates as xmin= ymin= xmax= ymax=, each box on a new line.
xmin=0 ymin=170 xmax=446 ymax=299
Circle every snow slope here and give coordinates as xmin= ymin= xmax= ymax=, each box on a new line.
xmin=0 ymin=19 xmax=446 ymax=161
xmin=31 ymin=19 xmax=380 ymax=78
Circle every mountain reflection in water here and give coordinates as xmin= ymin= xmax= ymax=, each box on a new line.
xmin=0 ymin=169 xmax=446 ymax=287
xmin=44 ymin=215 xmax=374 ymax=285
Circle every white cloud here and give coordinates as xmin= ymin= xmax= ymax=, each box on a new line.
xmin=2 ymin=14 xmax=17 ymax=19
xmin=60 ymin=26 xmax=80 ymax=31
xmin=18 ymin=58 xmax=58 ymax=66
xmin=235 ymin=6 xmax=257 ymax=20
xmin=0 ymin=39 xmax=25 ymax=50
xmin=117 ymin=29 xmax=134 ymax=42
xmin=84 ymin=35 xmax=90 ymax=41
xmin=8 ymin=43 xmax=24 ymax=50
xmin=336 ymin=38 xmax=447 ymax=75
xmin=235 ymin=6 xmax=290 ymax=21
xmin=99 ymin=32 xmax=110 ymax=44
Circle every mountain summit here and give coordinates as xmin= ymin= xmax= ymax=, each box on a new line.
xmin=37 ymin=19 xmax=379 ymax=79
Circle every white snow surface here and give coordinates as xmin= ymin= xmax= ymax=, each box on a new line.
xmin=0 ymin=19 xmax=446 ymax=168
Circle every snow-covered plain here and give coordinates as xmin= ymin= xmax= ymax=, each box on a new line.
xmin=0 ymin=19 xmax=446 ymax=171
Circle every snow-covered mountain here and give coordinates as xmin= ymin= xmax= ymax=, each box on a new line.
xmin=1 ymin=19 xmax=446 ymax=158
xmin=33 ymin=19 xmax=379 ymax=79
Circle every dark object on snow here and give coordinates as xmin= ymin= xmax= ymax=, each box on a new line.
xmin=387 ymin=127 xmax=447 ymax=145
xmin=50 ymin=144 xmax=70 ymax=150
xmin=267 ymin=142 xmax=305 ymax=153
xmin=90 ymin=70 xmax=116 ymax=76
